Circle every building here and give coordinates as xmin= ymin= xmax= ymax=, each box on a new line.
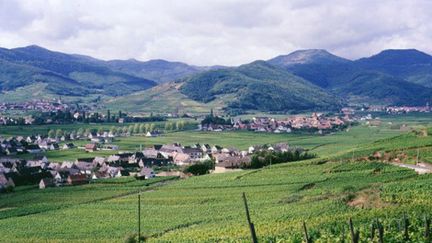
xmin=39 ymin=178 xmax=55 ymax=189
xmin=85 ymin=144 xmax=97 ymax=152
xmin=67 ymin=174 xmax=89 ymax=185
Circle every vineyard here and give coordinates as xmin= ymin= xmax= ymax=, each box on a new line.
xmin=1 ymin=158 xmax=432 ymax=242
xmin=1 ymin=119 xmax=432 ymax=241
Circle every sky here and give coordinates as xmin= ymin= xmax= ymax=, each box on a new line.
xmin=0 ymin=0 xmax=431 ymax=66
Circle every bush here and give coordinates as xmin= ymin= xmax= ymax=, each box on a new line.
xmin=246 ymin=149 xmax=316 ymax=169
xmin=184 ymin=160 xmax=215 ymax=175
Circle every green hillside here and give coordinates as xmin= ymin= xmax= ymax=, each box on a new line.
xmin=180 ymin=61 xmax=343 ymax=113
xmin=333 ymin=71 xmax=432 ymax=105
xmin=268 ymin=49 xmax=432 ymax=106
xmin=1 ymin=126 xmax=432 ymax=241
xmin=106 ymin=59 xmax=209 ymax=83
xmin=104 ymin=82 xmax=227 ymax=115
xmin=0 ymin=45 xmax=157 ymax=99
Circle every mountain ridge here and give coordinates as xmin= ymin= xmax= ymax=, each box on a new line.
xmin=1 ymin=45 xmax=432 ymax=112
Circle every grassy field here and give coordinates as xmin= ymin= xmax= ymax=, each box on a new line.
xmin=1 ymin=114 xmax=432 ymax=242
xmin=0 ymin=118 xmax=198 ymax=137
xmin=15 ymin=124 xmax=403 ymax=162
xmin=104 ymin=82 xmax=227 ymax=115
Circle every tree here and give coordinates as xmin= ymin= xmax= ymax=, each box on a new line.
xmin=84 ymin=128 xmax=91 ymax=136
xmin=128 ymin=125 xmax=134 ymax=134
xmin=107 ymin=110 xmax=111 ymax=122
xmin=184 ymin=160 xmax=214 ymax=175
xmin=55 ymin=129 xmax=63 ymax=138
xmin=176 ymin=121 xmax=185 ymax=131
xmin=48 ymin=129 xmax=55 ymax=139
xmin=144 ymin=124 xmax=150 ymax=133
xmin=118 ymin=110 xmax=123 ymax=118
xmin=77 ymin=128 xmax=84 ymax=137
xmin=110 ymin=126 xmax=117 ymax=134
xmin=165 ymin=122 xmax=172 ymax=131
xmin=133 ymin=124 xmax=140 ymax=134
xmin=139 ymin=124 xmax=146 ymax=133
xmin=98 ymin=127 xmax=104 ymax=135
xmin=70 ymin=130 xmax=76 ymax=138
xmin=122 ymin=126 xmax=128 ymax=134
xmin=149 ymin=123 xmax=155 ymax=132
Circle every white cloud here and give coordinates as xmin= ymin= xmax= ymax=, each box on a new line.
xmin=0 ymin=0 xmax=431 ymax=65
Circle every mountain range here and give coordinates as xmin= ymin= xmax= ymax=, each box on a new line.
xmin=0 ymin=45 xmax=431 ymax=113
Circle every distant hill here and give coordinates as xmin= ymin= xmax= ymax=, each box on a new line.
xmin=333 ymin=71 xmax=431 ymax=105
xmin=105 ymin=82 xmax=227 ymax=115
xmin=269 ymin=49 xmax=432 ymax=105
xmin=268 ymin=49 xmax=357 ymax=88
xmin=0 ymin=45 xmax=157 ymax=99
xmin=179 ymin=61 xmax=343 ymax=112
xmin=355 ymin=49 xmax=432 ymax=87
xmin=2 ymin=45 xmax=432 ymax=113
xmin=105 ymin=59 xmax=216 ymax=83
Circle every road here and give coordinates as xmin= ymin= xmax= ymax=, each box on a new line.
xmin=392 ymin=163 xmax=432 ymax=174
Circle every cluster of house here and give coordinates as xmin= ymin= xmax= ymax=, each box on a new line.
xmin=385 ymin=106 xmax=431 ymax=114
xmin=0 ymin=154 xmax=157 ymax=191
xmin=0 ymin=141 xmax=293 ymax=191
xmin=362 ymin=104 xmax=431 ymax=113
xmin=229 ymin=113 xmax=348 ymax=133
xmin=0 ymin=130 xmax=128 ymax=156
xmin=0 ymin=136 xmax=65 ymax=156
xmin=0 ymin=99 xmax=69 ymax=113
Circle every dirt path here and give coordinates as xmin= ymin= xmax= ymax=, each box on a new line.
xmin=392 ymin=162 xmax=432 ymax=174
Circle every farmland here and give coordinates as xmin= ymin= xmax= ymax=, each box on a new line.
xmin=8 ymin=119 xmax=414 ymax=162
xmin=1 ymin=114 xmax=432 ymax=242
xmin=1 ymin=157 xmax=432 ymax=242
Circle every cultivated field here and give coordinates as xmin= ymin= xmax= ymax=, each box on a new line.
xmin=1 ymin=114 xmax=432 ymax=242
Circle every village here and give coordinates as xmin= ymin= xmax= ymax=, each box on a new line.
xmin=201 ymin=113 xmax=351 ymax=133
xmin=0 ymin=130 xmax=297 ymax=192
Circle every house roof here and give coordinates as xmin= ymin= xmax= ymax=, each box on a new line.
xmin=68 ymin=174 xmax=88 ymax=181
xmin=0 ymin=173 xmax=8 ymax=185
xmin=85 ymin=144 xmax=97 ymax=149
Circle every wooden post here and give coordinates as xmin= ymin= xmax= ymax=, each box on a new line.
xmin=370 ymin=220 xmax=376 ymax=241
xmin=348 ymin=218 xmax=359 ymax=243
xmin=302 ymin=221 xmax=312 ymax=243
xmin=377 ymin=220 xmax=384 ymax=243
xmin=403 ymin=213 xmax=410 ymax=241
xmin=242 ymin=192 xmax=258 ymax=243
xmin=425 ymin=215 xmax=431 ymax=243
xmin=138 ymin=194 xmax=141 ymax=243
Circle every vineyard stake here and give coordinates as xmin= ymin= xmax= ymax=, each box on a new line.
xmin=242 ymin=192 xmax=258 ymax=243
xmin=370 ymin=220 xmax=376 ymax=240
xmin=348 ymin=218 xmax=359 ymax=243
xmin=403 ymin=213 xmax=410 ymax=241
xmin=425 ymin=215 xmax=431 ymax=242
xmin=138 ymin=194 xmax=141 ymax=243
xmin=377 ymin=219 xmax=384 ymax=243
xmin=302 ymin=221 xmax=312 ymax=243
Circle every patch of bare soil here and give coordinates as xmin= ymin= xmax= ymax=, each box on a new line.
xmin=347 ymin=189 xmax=390 ymax=209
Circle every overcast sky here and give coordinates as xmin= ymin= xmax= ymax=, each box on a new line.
xmin=0 ymin=0 xmax=431 ymax=66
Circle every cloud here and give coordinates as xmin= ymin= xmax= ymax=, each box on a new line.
xmin=0 ymin=0 xmax=431 ymax=65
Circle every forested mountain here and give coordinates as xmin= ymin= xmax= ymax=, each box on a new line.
xmin=355 ymin=49 xmax=432 ymax=87
xmin=0 ymin=45 xmax=156 ymax=97
xmin=179 ymin=61 xmax=343 ymax=112
xmin=105 ymin=59 xmax=213 ymax=83
xmin=268 ymin=49 xmax=432 ymax=105
xmin=1 ymin=45 xmax=431 ymax=112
